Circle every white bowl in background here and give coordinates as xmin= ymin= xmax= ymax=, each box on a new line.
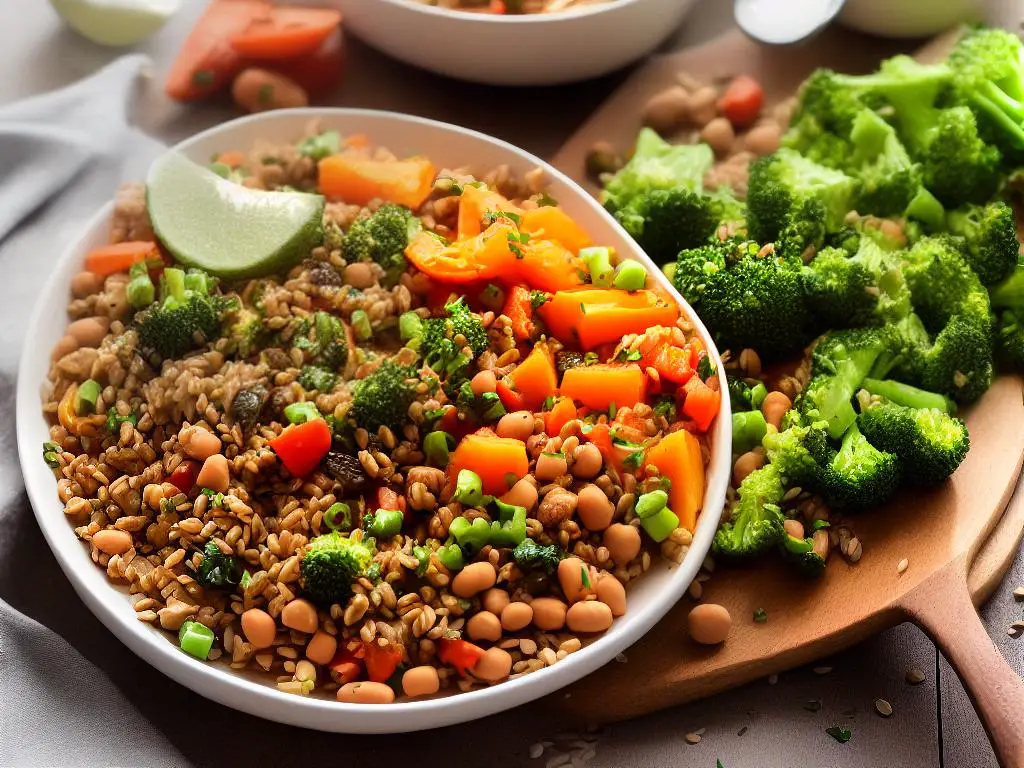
xmin=334 ymin=0 xmax=697 ymax=85
xmin=839 ymin=0 xmax=983 ymax=38
xmin=17 ymin=108 xmax=731 ymax=733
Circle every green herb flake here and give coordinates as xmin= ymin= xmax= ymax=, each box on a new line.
xmin=257 ymin=83 xmax=274 ymax=106
xmin=812 ymin=520 xmax=831 ymax=530
xmin=580 ymin=565 xmax=592 ymax=589
xmin=826 ymin=726 xmax=852 ymax=744
xmin=583 ymin=352 xmax=599 ymax=366
xmin=530 ymin=290 xmax=550 ymax=311
xmin=537 ymin=193 xmax=558 ymax=207
xmin=191 ymin=69 xmax=215 ymax=87
xmin=753 ymin=608 xmax=768 ymax=623
xmin=697 ymin=355 xmax=716 ymax=382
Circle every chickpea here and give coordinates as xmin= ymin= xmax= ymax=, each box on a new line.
xmin=470 ymin=369 xmax=497 ymax=396
xmin=531 ymin=597 xmax=568 ymax=631
xmin=500 ymin=479 xmax=538 ymax=511
xmin=700 ymin=117 xmax=736 ymax=157
xmin=783 ymin=518 xmax=805 ymax=540
xmin=496 ymin=411 xmax=535 ymax=441
xmin=596 ymin=574 xmax=627 ymax=617
xmin=179 ymin=426 xmax=221 ymax=461
xmin=467 ymin=611 xmax=502 ymax=642
xmin=281 ymin=598 xmax=318 ymax=634
xmin=687 ymin=603 xmax=732 ymax=645
xmin=642 ymin=85 xmax=692 ymax=135
xmin=402 ymin=666 xmax=440 ymax=698
xmin=535 ymin=451 xmax=567 ymax=482
xmin=576 ymin=484 xmax=614 ymax=531
xmin=500 ymin=601 xmax=534 ymax=631
xmin=71 ymin=270 xmax=103 ymax=299
xmin=93 ymin=528 xmax=132 ymax=555
xmin=812 ymin=529 xmax=830 ymax=560
xmin=557 ymin=557 xmax=595 ymax=604
xmin=343 ymin=262 xmax=375 ymax=289
xmin=566 ymin=600 xmax=614 ymax=633
xmin=452 ymin=562 xmax=497 ymax=598
xmin=305 ymin=630 xmax=337 ymax=665
xmin=733 ymin=449 xmax=765 ymax=485
xmin=571 ymin=443 xmax=603 ymax=479
xmin=743 ymin=122 xmax=782 ymax=156
xmin=689 ymin=85 xmax=719 ymax=126
xmin=473 ymin=647 xmax=513 ymax=682
xmin=241 ymin=608 xmax=277 ymax=649
xmin=482 ymin=588 xmax=510 ymax=615
xmin=66 ymin=317 xmax=109 ymax=348
xmin=232 ymin=68 xmax=309 ymax=113
xmin=603 ymin=523 xmax=642 ymax=566
xmin=761 ymin=391 xmax=792 ymax=430
xmin=337 ymin=681 xmax=395 ymax=704
xmin=196 ymin=453 xmax=230 ymax=494
xmin=51 ymin=334 xmax=79 ymax=362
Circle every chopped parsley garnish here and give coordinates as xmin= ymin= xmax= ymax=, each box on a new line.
xmin=753 ymin=608 xmax=768 ymax=623
xmin=826 ymin=726 xmax=852 ymax=744
xmin=697 ymin=355 xmax=716 ymax=381
xmin=537 ymin=192 xmax=558 ymax=207
xmin=583 ymin=352 xmax=599 ymax=366
xmin=201 ymin=488 xmax=224 ymax=508
xmin=616 ymin=348 xmax=643 ymax=362
xmin=812 ymin=520 xmax=831 ymax=530
xmin=530 ymin=290 xmax=550 ymax=311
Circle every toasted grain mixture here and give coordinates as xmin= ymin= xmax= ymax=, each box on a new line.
xmin=42 ymin=123 xmax=716 ymax=702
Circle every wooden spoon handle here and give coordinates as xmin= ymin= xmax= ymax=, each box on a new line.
xmin=904 ymin=568 xmax=1024 ymax=768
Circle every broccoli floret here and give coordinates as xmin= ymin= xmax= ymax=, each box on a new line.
xmin=920 ymin=307 xmax=994 ymax=403
xmin=673 ymin=237 xmax=811 ymax=361
xmin=995 ymin=308 xmax=1024 ymax=369
xmin=847 ymin=109 xmax=923 ymax=217
xmin=820 ymin=421 xmax=900 ymax=511
xmin=601 ymin=128 xmax=714 ymax=213
xmin=746 ymin=149 xmax=857 ymax=243
xmin=762 ymin=420 xmax=831 ymax=487
xmin=776 ymin=197 xmax=828 ymax=261
xmin=297 ymin=365 xmax=337 ymax=393
xmin=781 ymin=533 xmax=827 ymax=577
xmin=614 ymin=187 xmax=718 ymax=264
xmin=947 ymin=27 xmax=1024 ymax=159
xmin=342 ymin=203 xmax=420 ymax=275
xmin=294 ymin=310 xmax=350 ymax=371
xmin=802 ymin=246 xmax=879 ymax=329
xmin=227 ymin=307 xmax=265 ymax=358
xmin=786 ymin=68 xmax=867 ymax=147
xmin=135 ymin=266 xmax=233 ymax=360
xmin=195 ymin=541 xmax=241 ymax=588
xmin=860 ymin=377 xmax=955 ymax=413
xmin=512 ymin=538 xmax=564 ymax=574
xmin=419 ymin=297 xmax=489 ymax=380
xmin=349 ymin=359 xmax=418 ymax=433
xmin=919 ymin=106 xmax=1003 ymax=207
xmin=713 ymin=462 xmax=786 ymax=558
xmin=945 ymin=201 xmax=1019 ymax=286
xmin=858 ymin=400 xmax=970 ymax=485
xmin=299 ymin=532 xmax=374 ymax=605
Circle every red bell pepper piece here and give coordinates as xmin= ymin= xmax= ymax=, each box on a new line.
xmin=329 ymin=645 xmax=364 ymax=684
xmin=437 ymin=638 xmax=486 ymax=676
xmin=502 ymin=285 xmax=535 ymax=342
xmin=168 ymin=460 xmax=200 ymax=494
xmin=270 ymin=419 xmax=332 ymax=477
xmin=495 ymin=377 xmax=526 ymax=412
xmin=363 ymin=641 xmax=404 ymax=683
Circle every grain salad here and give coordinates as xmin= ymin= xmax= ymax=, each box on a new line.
xmin=42 ymin=123 xmax=718 ymax=703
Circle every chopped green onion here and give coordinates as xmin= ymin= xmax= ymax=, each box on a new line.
xmin=732 ymin=410 xmax=767 ymax=454
xmin=413 ymin=545 xmax=430 ymax=576
xmin=399 ymin=311 xmax=423 ymax=342
xmin=284 ymin=401 xmax=320 ymax=424
xmin=367 ymin=508 xmax=403 ymax=538
xmin=749 ymin=382 xmax=768 ymax=410
xmin=580 ymin=565 xmax=592 ymax=589
xmin=178 ymin=620 xmax=215 ymax=660
xmin=209 ymin=161 xmax=232 ymax=178
xmin=452 ymin=468 xmax=489 ymax=507
xmin=581 ymin=246 xmax=614 ymax=287
xmin=324 ymin=502 xmax=352 ymax=531
xmin=639 ymin=505 xmax=679 ymax=542
xmin=662 ymin=262 xmax=677 ymax=282
xmin=297 ymin=130 xmax=341 ymax=160
xmin=240 ymin=571 xmax=252 ymax=589
xmin=438 ymin=542 xmax=465 ymax=571
xmin=184 ymin=269 xmax=215 ymax=294
xmin=127 ymin=262 xmax=155 ymax=308
xmin=448 ymin=516 xmax=491 ymax=553
xmin=479 ymin=392 xmax=506 ymax=421
xmin=74 ymin=379 xmax=102 ymax=415
xmin=613 ymin=260 xmax=648 ymax=291
xmin=488 ymin=500 xmax=527 ymax=548
xmin=424 ymin=430 xmax=454 ymax=468
xmin=351 ymin=310 xmax=372 ymax=341
xmin=635 ymin=490 xmax=668 ymax=519
xmin=42 ymin=441 xmax=62 ymax=468
xmin=161 ymin=267 xmax=186 ymax=304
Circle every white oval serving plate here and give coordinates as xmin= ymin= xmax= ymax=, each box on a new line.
xmin=17 ymin=108 xmax=731 ymax=733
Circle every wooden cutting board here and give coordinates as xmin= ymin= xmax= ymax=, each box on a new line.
xmin=545 ymin=28 xmax=1024 ymax=766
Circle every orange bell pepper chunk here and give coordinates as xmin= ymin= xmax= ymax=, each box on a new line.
xmin=318 ymin=151 xmax=435 ymax=209
xmin=514 ymin=239 xmax=585 ymax=293
xmin=520 ymin=206 xmax=592 ymax=254
xmin=362 ymin=641 xmax=403 ymax=682
xmin=507 ymin=343 xmax=558 ymax=410
xmin=560 ymin=364 xmax=646 ymax=412
xmin=645 ymin=428 xmax=705 ymax=532
xmin=502 ymin=284 xmax=536 ymax=342
xmin=682 ymin=375 xmax=721 ymax=433
xmin=538 ymin=288 xmax=680 ymax=350
xmin=457 ymin=185 xmax=521 ymax=240
xmin=545 ymin=396 xmax=577 ymax=437
xmin=448 ymin=434 xmax=528 ymax=496
xmin=405 ymin=224 xmax=518 ymax=284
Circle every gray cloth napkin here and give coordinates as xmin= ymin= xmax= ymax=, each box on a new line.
xmin=0 ymin=55 xmax=185 ymax=767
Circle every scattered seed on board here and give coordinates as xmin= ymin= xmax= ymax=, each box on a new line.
xmin=1013 ymin=586 xmax=1024 ymax=601
xmin=897 ymin=558 xmax=909 ymax=575
xmin=768 ymin=674 xmax=779 ymax=685
xmin=684 ymin=733 xmax=702 ymax=745
xmin=529 ymin=743 xmax=545 ymax=759
xmin=1008 ymin=621 xmax=1024 ymax=638
xmin=737 ymin=726 xmax=749 ymax=737
xmin=874 ymin=698 xmax=893 ymax=718
xmin=905 ymin=667 xmax=926 ymax=685
xmin=695 ymin=727 xmax=707 ymax=736
xmin=803 ymin=700 xmax=822 ymax=712
xmin=614 ymin=653 xmax=628 ymax=663
xmin=813 ymin=665 xmax=833 ymax=675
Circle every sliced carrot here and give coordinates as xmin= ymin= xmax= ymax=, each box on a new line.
xmin=405 ymin=224 xmax=518 ymax=284
xmin=214 ymin=150 xmax=247 ymax=168
xmin=502 ymin=285 xmax=535 ymax=342
xmin=84 ymin=241 xmax=159 ymax=276
xmin=448 ymin=434 xmax=528 ymax=496
xmin=267 ymin=27 xmax=344 ymax=97
xmin=560 ymin=364 xmax=646 ymax=412
xmin=457 ymin=185 xmax=520 ymax=240
xmin=165 ymin=0 xmax=267 ymax=101
xmin=438 ymin=638 xmax=485 ymax=676
xmin=682 ymin=376 xmax=721 ymax=433
xmin=545 ymin=397 xmax=577 ymax=437
xmin=645 ymin=429 xmax=704 ymax=532
xmin=507 ymin=344 xmax=558 ymax=410
xmin=318 ymin=151 xmax=435 ymax=209
xmin=538 ymin=288 xmax=680 ymax=350
xmin=513 ymin=239 xmax=585 ymax=293
xmin=362 ymin=641 xmax=403 ymax=683
xmin=520 ymin=207 xmax=592 ymax=254
xmin=230 ymin=7 xmax=341 ymax=60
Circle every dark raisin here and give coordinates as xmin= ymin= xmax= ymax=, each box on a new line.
xmin=230 ymin=385 xmax=268 ymax=431
xmin=306 ymin=260 xmax=343 ymax=287
xmin=521 ymin=570 xmax=549 ymax=597
xmin=323 ymin=451 xmax=370 ymax=494
xmin=555 ymin=350 xmax=586 ymax=376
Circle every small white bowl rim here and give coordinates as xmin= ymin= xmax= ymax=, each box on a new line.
xmin=370 ymin=0 xmax=643 ymax=23
xmin=17 ymin=107 xmax=731 ymax=733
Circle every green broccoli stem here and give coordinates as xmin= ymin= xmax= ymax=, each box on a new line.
xmin=860 ymin=378 xmax=953 ymax=413
xmin=732 ymin=410 xmax=768 ymax=454
xmin=989 ymin=267 xmax=1024 ymax=309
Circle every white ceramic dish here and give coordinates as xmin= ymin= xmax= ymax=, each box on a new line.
xmin=17 ymin=108 xmax=731 ymax=733
xmin=335 ymin=0 xmax=697 ymax=86
xmin=839 ymin=0 xmax=983 ymax=38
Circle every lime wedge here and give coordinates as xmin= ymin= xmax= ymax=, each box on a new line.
xmin=147 ymin=152 xmax=325 ymax=281
xmin=49 ymin=0 xmax=180 ymax=47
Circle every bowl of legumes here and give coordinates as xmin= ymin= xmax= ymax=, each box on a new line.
xmin=18 ymin=108 xmax=730 ymax=732
xmin=333 ymin=0 xmax=698 ymax=86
